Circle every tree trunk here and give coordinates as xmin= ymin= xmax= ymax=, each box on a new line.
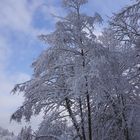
xmin=65 ymin=98 xmax=83 ymax=140
xmin=120 ymin=95 xmax=129 ymax=140
xmin=79 ymin=98 xmax=86 ymax=140
xmin=86 ymin=94 xmax=92 ymax=140
xmin=124 ymin=126 xmax=129 ymax=140
xmin=81 ymin=49 xmax=92 ymax=140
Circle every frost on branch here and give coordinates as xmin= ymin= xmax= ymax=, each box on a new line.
xmin=11 ymin=0 xmax=140 ymax=140
xmin=63 ymin=0 xmax=88 ymax=8
xmin=110 ymin=1 xmax=140 ymax=44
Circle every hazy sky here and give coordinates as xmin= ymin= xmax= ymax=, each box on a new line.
xmin=0 ymin=0 xmax=133 ymax=134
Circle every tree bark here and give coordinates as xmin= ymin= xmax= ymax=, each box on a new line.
xmin=65 ymin=98 xmax=83 ymax=140
xmin=120 ymin=95 xmax=129 ymax=140
xmin=123 ymin=120 xmax=129 ymax=140
xmin=79 ymin=98 xmax=86 ymax=140
xmin=81 ymin=49 xmax=92 ymax=140
xmin=86 ymin=94 xmax=92 ymax=140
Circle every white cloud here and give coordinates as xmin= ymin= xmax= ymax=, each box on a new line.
xmin=0 ymin=0 xmax=47 ymax=36
xmin=0 ymin=0 xmax=31 ymax=32
xmin=0 ymin=37 xmax=10 ymax=70
xmin=0 ymin=0 xmax=48 ymax=133
xmin=0 ymin=36 xmax=31 ymax=134
xmin=0 ymin=70 xmax=31 ymax=134
xmin=0 ymin=71 xmax=29 ymax=134
xmin=0 ymin=35 xmax=43 ymax=135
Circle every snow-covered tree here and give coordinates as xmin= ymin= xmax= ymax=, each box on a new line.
xmin=98 ymin=1 xmax=140 ymax=139
xmin=11 ymin=0 xmax=140 ymax=140
xmin=110 ymin=1 xmax=140 ymax=45
xmin=17 ymin=126 xmax=33 ymax=140
xmin=11 ymin=0 xmax=103 ymax=139
xmin=35 ymin=117 xmax=73 ymax=140
xmin=0 ymin=127 xmax=16 ymax=140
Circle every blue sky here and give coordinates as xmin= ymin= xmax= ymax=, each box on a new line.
xmin=0 ymin=0 xmax=133 ymax=134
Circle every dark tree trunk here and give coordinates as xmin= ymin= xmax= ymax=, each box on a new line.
xmin=86 ymin=94 xmax=92 ymax=140
xmin=79 ymin=98 xmax=86 ymax=140
xmin=120 ymin=95 xmax=130 ymax=140
xmin=65 ymin=98 xmax=83 ymax=140
xmin=124 ymin=127 xmax=129 ymax=140
xmin=81 ymin=49 xmax=92 ymax=140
